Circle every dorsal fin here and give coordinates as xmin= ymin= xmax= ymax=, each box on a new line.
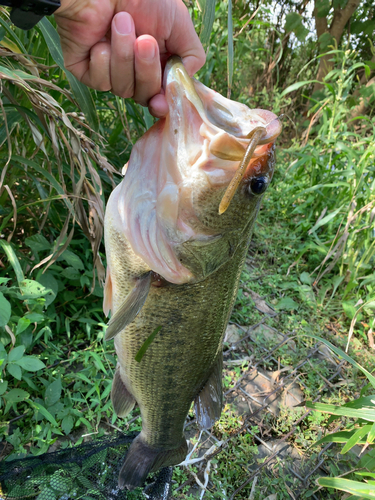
xmin=105 ymin=272 xmax=152 ymax=341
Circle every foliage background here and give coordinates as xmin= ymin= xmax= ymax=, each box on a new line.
xmin=0 ymin=0 xmax=374 ymax=497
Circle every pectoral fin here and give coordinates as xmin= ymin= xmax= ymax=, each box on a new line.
xmin=194 ymin=355 xmax=223 ymax=429
xmin=105 ymin=272 xmax=152 ymax=341
xmin=103 ymin=267 xmax=113 ymax=317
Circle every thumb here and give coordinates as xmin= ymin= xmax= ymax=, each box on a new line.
xmin=166 ymin=2 xmax=206 ymax=77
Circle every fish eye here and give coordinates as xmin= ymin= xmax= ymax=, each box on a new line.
xmin=249 ymin=176 xmax=268 ymax=195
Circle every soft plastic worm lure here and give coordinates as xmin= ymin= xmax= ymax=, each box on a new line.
xmin=218 ymin=126 xmax=266 ymax=215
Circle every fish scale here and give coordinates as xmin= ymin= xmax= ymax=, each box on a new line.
xmin=103 ymin=56 xmax=281 ymax=489
xmin=109 ymin=225 xmax=249 ymax=447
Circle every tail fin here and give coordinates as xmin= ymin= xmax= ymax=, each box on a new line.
xmin=118 ymin=434 xmax=187 ymax=490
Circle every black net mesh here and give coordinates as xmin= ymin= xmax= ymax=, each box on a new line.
xmin=0 ymin=432 xmax=172 ymax=500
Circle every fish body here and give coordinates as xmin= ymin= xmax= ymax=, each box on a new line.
xmin=103 ymin=57 xmax=281 ymax=489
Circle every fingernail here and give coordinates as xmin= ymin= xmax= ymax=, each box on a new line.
xmin=114 ymin=12 xmax=133 ymax=35
xmin=137 ymin=39 xmax=156 ymax=61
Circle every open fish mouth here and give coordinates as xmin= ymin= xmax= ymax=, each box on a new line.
xmin=114 ymin=57 xmax=282 ymax=285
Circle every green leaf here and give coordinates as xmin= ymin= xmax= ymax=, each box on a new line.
xmin=317 ymin=477 xmax=375 ymax=499
xmin=308 ymin=205 xmax=343 ymax=233
xmin=318 ymin=32 xmax=335 ymax=51
xmin=341 ymin=425 xmax=373 ymax=454
xmin=0 ymin=292 xmax=11 ymax=327
xmin=284 ymin=12 xmax=309 ymax=41
xmin=37 ymin=273 xmax=58 ymax=307
xmin=143 ymin=107 xmax=154 ymax=130
xmin=62 ymin=415 xmax=74 ymax=435
xmin=200 ymin=0 xmax=217 ymax=49
xmin=300 ymin=272 xmax=312 ymax=285
xmin=24 ymin=312 xmax=45 ymax=322
xmin=61 ymin=267 xmax=81 ymax=280
xmin=50 ymin=472 xmax=72 ymax=492
xmin=342 ymin=301 xmax=357 ymax=320
xmin=135 ymin=326 xmax=162 ymax=362
xmin=29 ymin=401 xmax=58 ymax=426
xmin=38 ymin=18 xmax=99 ymax=132
xmin=4 ymin=388 xmax=29 ymax=403
xmin=341 ymin=395 xmax=375 ymax=410
xmin=294 ymin=23 xmax=309 ymax=42
xmin=275 ymin=297 xmax=299 ymax=311
xmin=45 ymin=378 xmax=62 ymax=407
xmin=281 ymin=80 xmax=316 ymax=97
xmin=7 ymin=363 xmax=22 ymax=380
xmin=88 ymin=352 xmax=107 ymax=374
xmin=315 ymin=0 xmax=331 ymax=18
xmin=60 ymin=249 xmax=84 ymax=269
xmin=36 ymin=487 xmax=56 ymax=500
xmin=368 ymin=422 xmax=375 ymax=444
xmin=16 ymin=317 xmax=31 ymax=335
xmin=359 ymin=449 xmax=375 ymax=469
xmin=25 ymin=234 xmax=51 ymax=253
xmin=0 ymin=240 xmax=25 ymax=284
xmin=100 ymin=382 xmax=112 ymax=400
xmin=16 ymin=356 xmax=45 ymax=372
xmin=8 ymin=345 xmax=25 ymax=362
xmin=315 ymin=430 xmax=364 ymax=447
xmin=227 ymin=0 xmax=233 ymax=97
xmin=19 ymin=279 xmax=54 ymax=301
xmin=0 ymin=380 xmax=8 ymax=395
xmin=306 ymin=402 xmax=375 ymax=422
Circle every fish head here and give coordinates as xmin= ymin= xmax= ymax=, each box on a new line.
xmin=115 ymin=57 xmax=281 ymax=284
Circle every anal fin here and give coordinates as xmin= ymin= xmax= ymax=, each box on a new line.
xmin=111 ymin=364 xmax=136 ymax=417
xmin=105 ymin=272 xmax=152 ymax=341
xmin=194 ymin=354 xmax=223 ymax=429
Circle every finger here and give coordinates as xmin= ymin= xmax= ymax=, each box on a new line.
xmin=111 ymin=12 xmax=136 ymax=98
xmin=77 ymin=41 xmax=112 ymax=91
xmin=133 ymin=35 xmax=161 ymax=107
xmin=166 ymin=1 xmax=206 ymax=77
xmin=148 ymin=93 xmax=169 ymax=118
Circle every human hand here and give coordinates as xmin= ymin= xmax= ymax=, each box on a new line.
xmin=54 ymin=0 xmax=205 ymax=117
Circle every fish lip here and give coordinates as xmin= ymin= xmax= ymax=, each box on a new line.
xmin=163 ymin=56 xmax=184 ymax=87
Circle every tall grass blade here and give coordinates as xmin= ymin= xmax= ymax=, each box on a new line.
xmin=0 ymin=240 xmax=25 ymax=284
xmin=38 ymin=18 xmax=99 ymax=132
xmin=0 ymin=17 xmax=27 ymax=53
xmin=227 ymin=0 xmax=233 ymax=99
xmin=12 ymin=155 xmax=75 ymax=215
xmin=304 ymin=335 xmax=375 ymax=389
xmin=305 ymin=402 xmax=375 ymax=422
xmin=317 ymin=477 xmax=375 ymax=499
xmin=199 ymin=0 xmax=217 ymax=50
xmin=135 ymin=326 xmax=162 ymax=362
xmin=341 ymin=425 xmax=372 ymax=454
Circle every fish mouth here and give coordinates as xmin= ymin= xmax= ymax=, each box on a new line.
xmin=164 ymin=57 xmax=282 ymax=214
xmin=116 ymin=57 xmax=281 ymax=284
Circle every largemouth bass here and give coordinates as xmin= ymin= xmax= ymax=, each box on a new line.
xmin=103 ymin=57 xmax=281 ymax=489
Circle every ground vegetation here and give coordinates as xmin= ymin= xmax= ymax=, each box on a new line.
xmin=0 ymin=0 xmax=374 ymax=497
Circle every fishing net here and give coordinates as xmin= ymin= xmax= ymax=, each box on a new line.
xmin=0 ymin=432 xmax=173 ymax=500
